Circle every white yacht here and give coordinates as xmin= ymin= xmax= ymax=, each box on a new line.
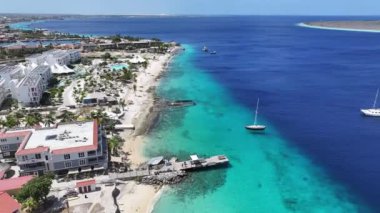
xmin=245 ymin=98 xmax=266 ymax=131
xmin=202 ymin=45 xmax=208 ymax=52
xmin=361 ymin=88 xmax=380 ymax=117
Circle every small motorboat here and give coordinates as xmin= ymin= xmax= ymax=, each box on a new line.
xmin=245 ymin=98 xmax=266 ymax=131
xmin=210 ymin=51 xmax=217 ymax=55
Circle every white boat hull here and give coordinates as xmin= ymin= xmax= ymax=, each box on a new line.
xmin=361 ymin=109 xmax=380 ymax=117
xmin=245 ymin=125 xmax=266 ymax=131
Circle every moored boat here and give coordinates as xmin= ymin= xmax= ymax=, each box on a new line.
xmin=202 ymin=45 xmax=208 ymax=52
xmin=361 ymin=88 xmax=380 ymax=117
xmin=245 ymin=98 xmax=266 ymax=131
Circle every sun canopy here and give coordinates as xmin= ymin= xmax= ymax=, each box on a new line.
xmin=190 ymin=155 xmax=199 ymax=161
xmin=147 ymin=156 xmax=164 ymax=165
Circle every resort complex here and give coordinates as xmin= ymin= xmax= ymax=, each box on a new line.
xmin=0 ymin=14 xmax=230 ymax=213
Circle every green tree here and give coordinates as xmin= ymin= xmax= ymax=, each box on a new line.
xmin=4 ymin=114 xmax=20 ymax=128
xmin=33 ymin=112 xmax=43 ymax=124
xmin=21 ymin=197 xmax=38 ymax=213
xmin=111 ymin=34 xmax=122 ymax=43
xmin=25 ymin=112 xmax=43 ymax=127
xmin=14 ymin=110 xmax=26 ymax=121
xmin=44 ymin=111 xmax=56 ymax=127
xmin=102 ymin=52 xmax=111 ymax=61
xmin=108 ymin=135 xmax=122 ymax=155
xmin=91 ymin=109 xmax=109 ymax=125
xmin=16 ymin=174 xmax=54 ymax=208
xmin=119 ymin=100 xmax=126 ymax=111
xmin=57 ymin=110 xmax=77 ymax=123
xmin=25 ymin=114 xmax=38 ymax=127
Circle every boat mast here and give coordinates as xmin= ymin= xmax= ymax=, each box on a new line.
xmin=373 ymin=88 xmax=379 ymax=108
xmin=254 ymin=98 xmax=259 ymax=125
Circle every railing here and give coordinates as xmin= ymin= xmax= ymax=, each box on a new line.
xmin=18 ymin=158 xmax=45 ymax=165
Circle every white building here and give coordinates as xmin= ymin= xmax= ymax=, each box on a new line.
xmin=0 ymin=65 xmax=27 ymax=106
xmin=0 ymin=120 xmax=107 ymax=176
xmin=12 ymin=65 xmax=51 ymax=106
xmin=26 ymin=49 xmax=81 ymax=67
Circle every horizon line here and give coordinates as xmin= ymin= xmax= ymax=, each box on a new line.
xmin=2 ymin=12 xmax=380 ymax=17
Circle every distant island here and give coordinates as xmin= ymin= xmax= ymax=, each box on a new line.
xmin=299 ymin=20 xmax=380 ymax=32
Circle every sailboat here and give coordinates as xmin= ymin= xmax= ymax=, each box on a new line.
xmin=361 ymin=88 xmax=380 ymax=117
xmin=245 ymin=98 xmax=266 ymax=131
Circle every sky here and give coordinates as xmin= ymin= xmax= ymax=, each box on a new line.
xmin=1 ymin=0 xmax=380 ymax=16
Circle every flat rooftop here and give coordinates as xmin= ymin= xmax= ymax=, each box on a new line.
xmin=22 ymin=121 xmax=95 ymax=151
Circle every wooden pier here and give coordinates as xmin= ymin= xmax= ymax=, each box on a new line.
xmin=173 ymin=155 xmax=229 ymax=171
xmin=109 ymin=154 xmax=229 ymax=182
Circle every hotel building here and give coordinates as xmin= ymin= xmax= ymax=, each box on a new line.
xmin=26 ymin=49 xmax=81 ymax=66
xmin=0 ymin=120 xmax=107 ymax=176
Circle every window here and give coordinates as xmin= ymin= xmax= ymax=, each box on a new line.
xmin=79 ymin=159 xmax=86 ymax=165
xmin=22 ymin=155 xmax=28 ymax=161
xmin=0 ymin=139 xmax=7 ymax=142
xmin=45 ymin=155 xmax=48 ymax=160
xmin=65 ymin=162 xmax=72 ymax=168
xmin=1 ymin=145 xmax=9 ymax=150
xmin=35 ymin=154 xmax=41 ymax=159
xmin=87 ymin=151 xmax=96 ymax=156
xmin=78 ymin=152 xmax=85 ymax=158
xmin=64 ymin=154 xmax=70 ymax=160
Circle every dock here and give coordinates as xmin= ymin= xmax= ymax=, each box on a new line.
xmin=173 ymin=155 xmax=229 ymax=171
xmin=109 ymin=154 xmax=229 ymax=183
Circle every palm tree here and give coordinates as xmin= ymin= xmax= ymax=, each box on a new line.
xmin=44 ymin=112 xmax=56 ymax=127
xmin=119 ymin=100 xmax=126 ymax=111
xmin=108 ymin=136 xmax=122 ymax=155
xmin=91 ymin=109 xmax=108 ymax=124
xmin=0 ymin=118 xmax=5 ymax=129
xmin=4 ymin=114 xmax=20 ymax=128
xmin=25 ymin=114 xmax=38 ymax=127
xmin=33 ymin=112 xmax=43 ymax=124
xmin=14 ymin=110 xmax=25 ymax=121
xmin=58 ymin=110 xmax=76 ymax=123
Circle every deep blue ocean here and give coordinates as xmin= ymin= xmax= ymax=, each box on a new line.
xmin=26 ymin=16 xmax=380 ymax=212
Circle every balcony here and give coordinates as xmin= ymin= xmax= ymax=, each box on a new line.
xmin=20 ymin=162 xmax=46 ymax=172
xmin=18 ymin=158 xmax=45 ymax=165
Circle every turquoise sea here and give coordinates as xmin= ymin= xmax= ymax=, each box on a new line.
xmin=25 ymin=16 xmax=380 ymax=212
xmin=145 ymin=45 xmax=363 ymax=213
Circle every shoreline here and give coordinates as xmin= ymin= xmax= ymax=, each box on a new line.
xmin=118 ymin=46 xmax=181 ymax=213
xmin=298 ymin=22 xmax=380 ymax=33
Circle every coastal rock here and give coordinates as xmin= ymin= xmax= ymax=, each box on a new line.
xmin=141 ymin=171 xmax=187 ymax=185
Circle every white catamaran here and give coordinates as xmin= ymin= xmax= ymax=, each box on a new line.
xmin=361 ymin=88 xmax=380 ymax=117
xmin=245 ymin=98 xmax=266 ymax=131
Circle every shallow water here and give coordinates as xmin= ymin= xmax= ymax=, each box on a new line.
xmin=27 ymin=16 xmax=380 ymax=212
xmin=145 ymin=45 xmax=366 ymax=213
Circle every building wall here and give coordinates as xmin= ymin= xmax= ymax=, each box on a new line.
xmin=0 ymin=135 xmax=25 ymax=159
xmin=0 ymin=79 xmax=9 ymax=106
xmin=16 ymin=127 xmax=107 ymax=175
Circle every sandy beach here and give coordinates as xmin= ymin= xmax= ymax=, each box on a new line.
xmin=299 ymin=21 xmax=380 ymax=33
xmin=118 ymin=47 xmax=180 ymax=213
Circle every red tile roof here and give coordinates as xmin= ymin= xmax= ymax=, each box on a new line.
xmin=76 ymin=179 xmax=96 ymax=187
xmin=0 ymin=192 xmax=21 ymax=213
xmin=0 ymin=130 xmax=31 ymax=139
xmin=0 ymin=176 xmax=34 ymax=192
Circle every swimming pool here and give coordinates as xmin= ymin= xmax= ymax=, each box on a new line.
xmin=110 ymin=63 xmax=129 ymax=71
